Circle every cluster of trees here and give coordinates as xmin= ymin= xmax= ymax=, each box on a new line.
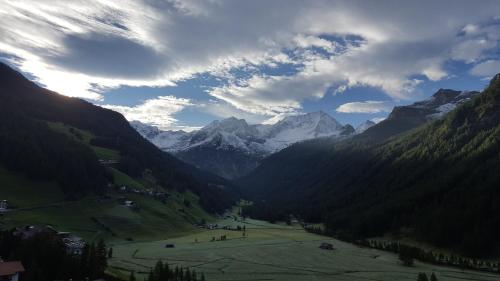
xmin=131 ymin=260 xmax=206 ymax=281
xmin=416 ymin=272 xmax=438 ymax=281
xmin=239 ymin=75 xmax=500 ymax=258
xmin=0 ymin=230 xmax=110 ymax=281
xmin=81 ymin=239 xmax=109 ymax=280
xmin=357 ymin=240 xmax=500 ymax=273
xmin=0 ymin=110 xmax=110 ymax=198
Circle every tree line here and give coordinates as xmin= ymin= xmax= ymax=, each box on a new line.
xmin=0 ymin=229 xmax=111 ymax=281
xmin=127 ymin=260 xmax=206 ymax=281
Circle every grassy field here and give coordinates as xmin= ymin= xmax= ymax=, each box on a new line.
xmin=109 ymin=214 xmax=500 ymax=281
xmin=0 ymin=163 xmax=212 ymax=242
xmin=109 ymin=167 xmax=147 ymax=190
xmin=1 ymin=190 xmax=212 ymax=242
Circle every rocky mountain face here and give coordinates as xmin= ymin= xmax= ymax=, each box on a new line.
xmin=132 ymin=111 xmax=354 ymax=179
xmin=360 ymin=89 xmax=479 ymax=142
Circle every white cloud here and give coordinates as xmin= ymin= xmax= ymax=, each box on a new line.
xmin=451 ymin=39 xmax=496 ymax=63
xmin=470 ymin=60 xmax=500 ymax=77
xmin=102 ymin=96 xmax=194 ymax=130
xmin=1 ymin=0 xmax=500 ymax=124
xmin=336 ymin=101 xmax=392 ymax=114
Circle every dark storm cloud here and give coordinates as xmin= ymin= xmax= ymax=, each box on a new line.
xmin=48 ymin=33 xmax=166 ymax=79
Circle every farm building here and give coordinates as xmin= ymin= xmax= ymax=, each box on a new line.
xmin=124 ymin=200 xmax=135 ymax=207
xmin=0 ymin=260 xmax=24 ymax=281
xmin=0 ymin=200 xmax=7 ymax=211
xmin=0 ymin=200 xmax=7 ymax=210
xmin=319 ymin=243 xmax=334 ymax=250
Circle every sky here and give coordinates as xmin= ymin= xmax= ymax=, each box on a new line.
xmin=0 ymin=0 xmax=499 ymax=131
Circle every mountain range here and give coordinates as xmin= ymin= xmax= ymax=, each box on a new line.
xmin=132 ymin=111 xmax=357 ymax=179
xmin=133 ymin=89 xmax=478 ymax=179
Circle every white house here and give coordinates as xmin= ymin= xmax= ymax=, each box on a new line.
xmin=0 ymin=261 xmax=25 ymax=281
xmin=0 ymin=200 xmax=7 ymax=211
xmin=124 ymin=200 xmax=135 ymax=207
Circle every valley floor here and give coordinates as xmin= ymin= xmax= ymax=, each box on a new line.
xmin=109 ymin=214 xmax=500 ymax=281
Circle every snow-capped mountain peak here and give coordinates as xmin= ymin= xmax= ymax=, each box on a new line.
xmin=132 ymin=111 xmax=353 ymax=156
xmin=131 ymin=112 xmax=354 ymax=178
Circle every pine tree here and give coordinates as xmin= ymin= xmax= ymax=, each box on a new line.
xmin=200 ymin=272 xmax=206 ymax=281
xmin=417 ymin=272 xmax=429 ymax=281
xmin=80 ymin=243 xmax=90 ymax=276
xmin=108 ymin=247 xmax=113 ymax=259
xmin=88 ymin=243 xmax=98 ymax=279
xmin=184 ymin=267 xmax=192 ymax=281
xmin=430 ymin=272 xmax=438 ymax=281
xmin=129 ymin=271 xmax=136 ymax=281
xmin=96 ymin=239 xmax=108 ymax=276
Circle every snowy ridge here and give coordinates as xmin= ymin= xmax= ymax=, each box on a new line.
xmin=131 ymin=111 xmax=354 ymax=157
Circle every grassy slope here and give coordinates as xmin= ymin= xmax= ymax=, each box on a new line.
xmin=47 ymin=122 xmax=121 ymax=160
xmin=1 ymin=185 xmax=212 ymax=243
xmin=0 ymin=124 xmax=213 ymax=243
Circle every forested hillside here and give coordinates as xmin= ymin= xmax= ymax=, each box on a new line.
xmin=240 ymin=75 xmax=500 ymax=257
xmin=0 ymin=62 xmax=234 ymax=212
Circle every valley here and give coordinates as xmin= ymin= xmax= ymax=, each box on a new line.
xmin=1 ymin=3 xmax=500 ymax=280
xmin=108 ymin=209 xmax=500 ymax=281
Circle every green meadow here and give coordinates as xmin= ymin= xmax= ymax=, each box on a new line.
xmin=109 ymin=215 xmax=500 ymax=281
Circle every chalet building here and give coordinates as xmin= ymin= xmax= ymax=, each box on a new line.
xmin=0 ymin=260 xmax=24 ymax=281
xmin=124 ymin=200 xmax=135 ymax=207
xmin=0 ymin=200 xmax=7 ymax=211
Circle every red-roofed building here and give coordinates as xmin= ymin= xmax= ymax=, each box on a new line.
xmin=0 ymin=261 xmax=24 ymax=281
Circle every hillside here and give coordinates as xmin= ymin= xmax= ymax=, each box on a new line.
xmin=239 ymin=77 xmax=500 ymax=257
xmin=0 ymin=62 xmax=234 ymax=213
xmin=239 ymin=89 xmax=479 ymax=204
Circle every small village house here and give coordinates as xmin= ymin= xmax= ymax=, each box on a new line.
xmin=0 ymin=260 xmax=24 ymax=281
xmin=124 ymin=200 xmax=135 ymax=207
xmin=0 ymin=200 xmax=7 ymax=211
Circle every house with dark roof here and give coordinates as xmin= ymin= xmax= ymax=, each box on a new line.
xmin=0 ymin=261 xmax=25 ymax=281
xmin=0 ymin=200 xmax=7 ymax=212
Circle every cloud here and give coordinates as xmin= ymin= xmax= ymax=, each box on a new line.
xmin=197 ymin=100 xmax=271 ymax=125
xmin=451 ymin=39 xmax=496 ymax=63
xmin=470 ymin=60 xmax=500 ymax=77
xmin=1 ymin=0 xmax=500 ymax=123
xmin=336 ymin=101 xmax=392 ymax=114
xmin=102 ymin=95 xmax=194 ymax=130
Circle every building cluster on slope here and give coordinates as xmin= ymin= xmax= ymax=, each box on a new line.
xmin=13 ymin=225 xmax=86 ymax=256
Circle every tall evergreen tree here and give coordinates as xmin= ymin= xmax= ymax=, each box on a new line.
xmin=108 ymin=247 xmax=113 ymax=259
xmin=129 ymin=271 xmax=136 ymax=281
xmin=417 ymin=272 xmax=429 ymax=281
